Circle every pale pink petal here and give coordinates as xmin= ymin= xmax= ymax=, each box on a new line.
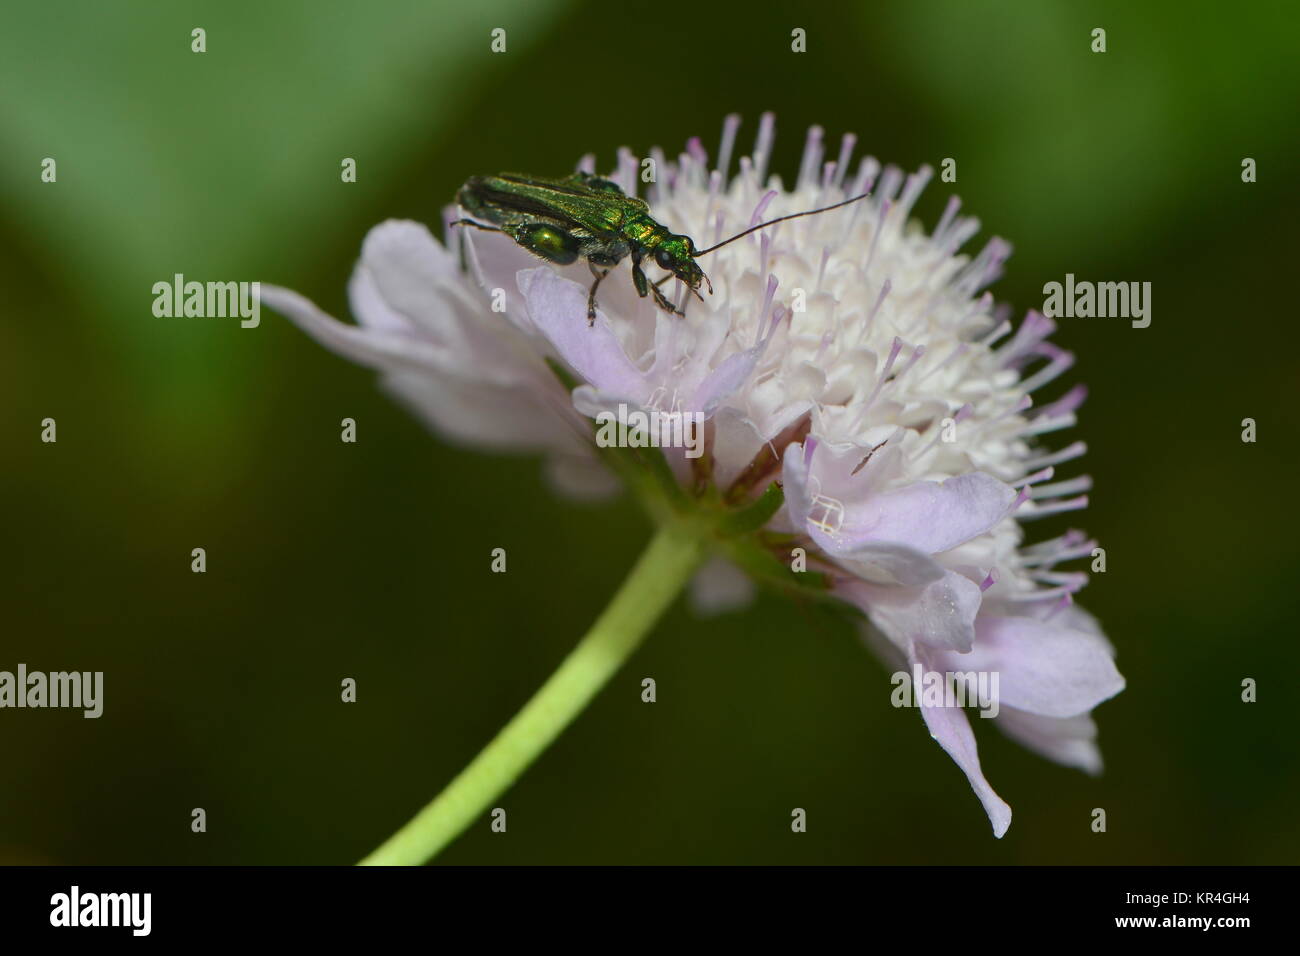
xmin=944 ymin=615 xmax=1126 ymax=718
xmin=837 ymin=542 xmax=947 ymax=588
xmin=710 ymin=408 xmax=769 ymax=487
xmin=846 ymin=570 xmax=983 ymax=652
xmin=838 ymin=472 xmax=1018 ymax=555
xmin=784 ymin=441 xmax=1017 ymax=560
xmin=517 ymin=268 xmax=650 ymax=403
xmin=689 ymin=556 xmax=757 ymax=615
xmin=912 ymin=645 xmax=1012 ymax=838
xmin=995 ymin=706 xmax=1103 ymax=775
xmin=354 ymin=220 xmax=460 ymax=329
xmin=781 ymin=440 xmax=815 ymax=529
xmin=260 ymin=284 xmax=448 ymax=375
xmin=691 ymin=347 xmax=764 ymax=415
xmin=543 ymin=452 xmax=622 ymax=502
xmin=380 ymin=368 xmax=574 ymax=451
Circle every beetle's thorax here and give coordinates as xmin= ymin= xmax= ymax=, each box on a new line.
xmin=622 ymin=213 xmax=671 ymax=248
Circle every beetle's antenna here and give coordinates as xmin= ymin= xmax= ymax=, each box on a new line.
xmin=691 ymin=192 xmax=871 ymax=258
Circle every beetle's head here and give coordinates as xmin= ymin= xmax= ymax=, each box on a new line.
xmin=652 ymin=234 xmax=713 ymax=299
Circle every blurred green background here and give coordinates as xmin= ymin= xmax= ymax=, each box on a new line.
xmin=3 ymin=0 xmax=1298 ymax=864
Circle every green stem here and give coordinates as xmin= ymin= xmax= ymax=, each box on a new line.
xmin=359 ymin=523 xmax=705 ymax=865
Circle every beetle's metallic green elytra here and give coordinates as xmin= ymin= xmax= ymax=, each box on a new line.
xmin=454 ymin=171 xmax=868 ymax=324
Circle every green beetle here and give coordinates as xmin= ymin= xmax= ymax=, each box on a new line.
xmin=455 ymin=170 xmax=866 ymax=323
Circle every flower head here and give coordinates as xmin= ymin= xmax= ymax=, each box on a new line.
xmin=263 ymin=113 xmax=1124 ymax=837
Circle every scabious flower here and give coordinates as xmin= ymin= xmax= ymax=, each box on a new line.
xmin=263 ymin=114 xmax=1124 ymax=838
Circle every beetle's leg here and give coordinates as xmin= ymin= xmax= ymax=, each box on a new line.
xmin=651 ymin=272 xmax=691 ymax=316
xmin=630 ymin=257 xmax=681 ymax=316
xmin=450 ymin=218 xmax=502 ymax=233
xmin=581 ymin=247 xmax=629 ymax=323
xmin=586 ymin=263 xmax=611 ymax=325
xmin=650 ymin=282 xmax=682 ymax=316
xmin=632 ymin=259 xmax=651 ymax=299
xmin=648 ymin=272 xmax=683 ymax=315
xmin=450 ymin=219 xmax=504 ymax=270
